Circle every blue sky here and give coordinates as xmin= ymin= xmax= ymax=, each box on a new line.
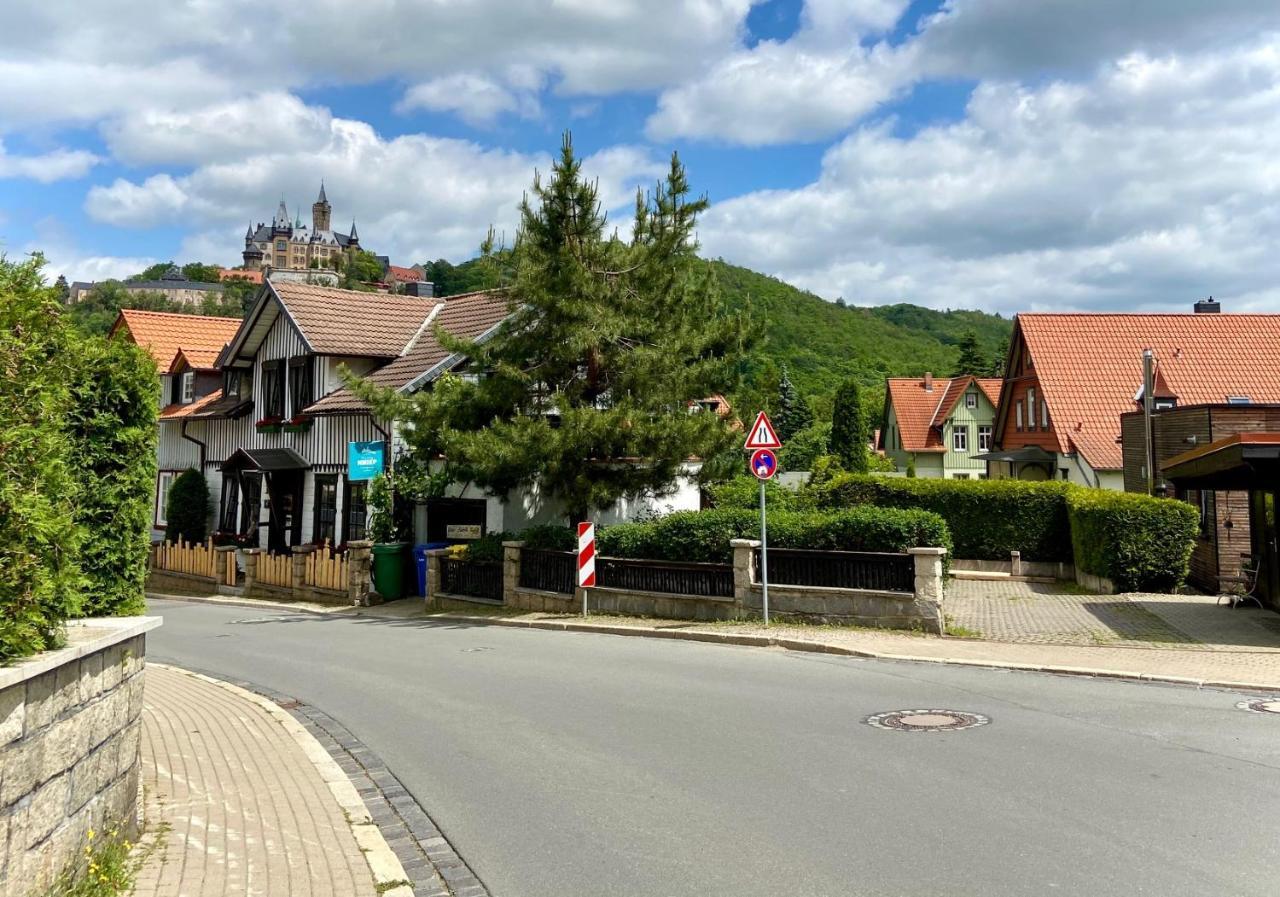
xmin=2 ymin=1 xmax=1280 ymax=314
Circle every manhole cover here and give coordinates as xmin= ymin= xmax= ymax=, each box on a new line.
xmin=1236 ymin=699 xmax=1280 ymax=715
xmin=865 ymin=709 xmax=990 ymax=732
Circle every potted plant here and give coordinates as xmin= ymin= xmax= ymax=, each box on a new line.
xmin=255 ymin=416 xmax=283 ymax=433
xmin=368 ymin=473 xmax=410 ymax=600
xmin=282 ymin=414 xmax=313 ymax=433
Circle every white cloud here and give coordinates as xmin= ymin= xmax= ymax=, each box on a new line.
xmin=86 ymin=99 xmax=669 ymax=268
xmin=0 ymin=140 xmax=99 ymax=182
xmin=398 ymin=74 xmax=540 ymax=127
xmin=700 ymin=37 xmax=1280 ymax=314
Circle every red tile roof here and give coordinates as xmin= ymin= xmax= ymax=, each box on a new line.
xmin=886 ymin=375 xmax=1002 ymax=453
xmin=1016 ymin=313 xmax=1280 ymax=470
xmin=269 ymin=281 xmax=441 ymax=356
xmin=160 ymin=389 xmax=225 ymax=420
xmin=170 ymin=346 xmax=222 ymax=372
xmin=110 ymin=309 xmax=241 ymax=371
xmin=305 ymin=290 xmax=511 ymax=413
xmin=386 ymin=265 xmax=422 ymax=283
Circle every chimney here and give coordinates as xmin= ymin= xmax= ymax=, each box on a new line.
xmin=1193 ymin=296 xmax=1220 ymax=314
xmin=923 ymin=371 xmax=934 ymax=392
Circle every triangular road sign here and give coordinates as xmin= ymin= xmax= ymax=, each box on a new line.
xmin=744 ymin=411 xmax=783 ymax=449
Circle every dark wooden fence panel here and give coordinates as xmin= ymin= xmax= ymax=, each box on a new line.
xmin=761 ymin=548 xmax=913 ymax=593
xmin=520 ymin=549 xmax=576 ymax=594
xmin=440 ymin=558 xmax=503 ymax=601
xmin=597 ymin=557 xmax=734 ymax=598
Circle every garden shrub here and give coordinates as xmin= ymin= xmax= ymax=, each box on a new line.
xmin=705 ymin=477 xmax=813 ymax=511
xmin=65 ymin=337 xmax=158 ymax=616
xmin=813 ymin=474 xmax=1072 ymax=562
xmin=0 ymin=255 xmax=84 ymax=660
xmin=596 ymin=507 xmax=950 ymax=564
xmin=1067 ymin=490 xmax=1198 ymax=592
xmin=464 ymin=531 xmax=511 ymax=563
xmin=520 ymin=524 xmax=576 ymax=552
xmin=165 ymin=469 xmax=209 ymax=545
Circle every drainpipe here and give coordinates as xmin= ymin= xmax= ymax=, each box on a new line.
xmin=180 ymin=419 xmax=207 ymax=472
xmin=1142 ymin=349 xmax=1156 ymax=495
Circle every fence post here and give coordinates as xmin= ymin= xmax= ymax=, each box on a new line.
xmin=243 ymin=548 xmax=260 ymax=595
xmin=424 ymin=549 xmax=448 ymax=608
xmin=908 ymin=547 xmax=947 ymax=634
xmin=346 ymin=540 xmax=373 ymax=606
xmin=502 ymin=541 xmax=524 ymax=605
xmin=730 ymin=539 xmax=761 ymax=620
xmin=215 ymin=546 xmax=236 ymax=589
xmin=292 ymin=545 xmax=315 ymax=600
xmin=1010 ymin=550 xmax=1022 ymax=577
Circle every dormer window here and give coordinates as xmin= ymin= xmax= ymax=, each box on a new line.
xmin=224 ymin=369 xmax=240 ymax=398
xmin=965 ymin=392 xmax=977 ymax=409
xmin=181 ymin=371 xmax=194 ymax=404
xmin=1227 ymin=395 xmax=1251 ymax=405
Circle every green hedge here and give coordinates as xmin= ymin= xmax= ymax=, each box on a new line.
xmin=705 ymin=477 xmax=814 ymax=511
xmin=812 ymin=474 xmax=1073 ymax=562
xmin=1067 ymin=490 xmax=1198 ymax=592
xmin=166 ymin=469 xmax=210 ymax=545
xmin=596 ymin=507 xmax=951 ymax=564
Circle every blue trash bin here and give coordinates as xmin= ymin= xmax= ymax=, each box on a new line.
xmin=414 ymin=543 xmax=450 ymax=597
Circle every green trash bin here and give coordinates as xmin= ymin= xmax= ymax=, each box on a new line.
xmin=371 ymin=542 xmax=409 ymax=600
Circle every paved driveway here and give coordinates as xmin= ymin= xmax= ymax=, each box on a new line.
xmin=947 ymin=579 xmax=1280 ymax=650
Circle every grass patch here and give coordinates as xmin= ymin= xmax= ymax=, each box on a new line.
xmin=944 ymin=617 xmax=983 ymax=639
xmin=43 ymin=821 xmax=156 ymax=897
xmin=376 ymin=880 xmax=412 ymax=894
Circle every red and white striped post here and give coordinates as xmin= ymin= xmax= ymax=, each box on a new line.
xmin=577 ymin=521 xmax=596 ymax=618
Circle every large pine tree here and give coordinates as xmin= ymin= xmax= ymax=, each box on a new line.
xmin=361 ymin=134 xmax=751 ymax=521
xmin=830 ymin=378 xmax=868 ymax=473
xmin=775 ymin=366 xmax=813 ymax=441
xmin=953 ymin=330 xmax=987 ymax=376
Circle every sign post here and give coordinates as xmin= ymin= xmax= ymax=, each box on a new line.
xmin=745 ymin=413 xmax=782 ymax=625
xmin=577 ymin=521 xmax=596 ymax=619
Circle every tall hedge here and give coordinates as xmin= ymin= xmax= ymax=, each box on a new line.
xmin=1067 ymin=490 xmax=1198 ymax=593
xmin=166 ymin=469 xmax=210 ymax=545
xmin=813 ymin=474 xmax=1073 ymax=562
xmin=597 ymin=507 xmax=951 ymax=564
xmin=66 ymin=338 xmax=158 ymax=616
xmin=0 ymin=256 xmax=84 ymax=660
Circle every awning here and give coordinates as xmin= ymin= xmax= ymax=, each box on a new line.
xmin=221 ymin=447 xmax=310 ymax=472
xmin=972 ymin=446 xmax=1057 ymax=463
xmin=1163 ymin=433 xmax=1280 ymax=491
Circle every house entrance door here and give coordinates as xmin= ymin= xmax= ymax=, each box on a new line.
xmin=266 ymin=471 xmax=304 ymax=554
xmin=1249 ymin=489 xmax=1279 ymax=605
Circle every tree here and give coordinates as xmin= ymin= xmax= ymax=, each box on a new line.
xmin=775 ymin=366 xmax=813 ymax=441
xmin=831 ymin=378 xmax=868 ymax=473
xmin=356 ymin=133 xmax=751 ymax=522
xmin=778 ymin=422 xmax=830 ymax=471
xmin=130 ymin=261 xmax=176 ymax=283
xmin=54 ymin=274 xmax=70 ymax=303
xmin=954 ymin=330 xmax=987 ymax=376
xmin=181 ymin=262 xmax=222 ymax=284
xmin=165 ymin=469 xmax=210 ymax=544
xmin=342 ymin=249 xmax=385 ymax=289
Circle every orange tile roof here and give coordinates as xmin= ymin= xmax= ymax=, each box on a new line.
xmin=159 ymin=389 xmax=225 ymax=420
xmin=219 ymin=268 xmax=263 ymax=284
xmin=305 ymin=290 xmax=511 ymax=413
xmin=110 ymin=309 xmax=241 ymax=370
xmin=270 ymin=281 xmax=441 ymax=357
xmin=386 ymin=265 xmax=422 ymax=283
xmin=170 ymin=346 xmax=222 ymax=372
xmin=1016 ymin=313 xmax=1280 ymax=470
xmin=886 ymin=375 xmax=1001 ymax=453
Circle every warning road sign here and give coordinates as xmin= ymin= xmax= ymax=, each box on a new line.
xmin=744 ymin=411 xmax=783 ymax=450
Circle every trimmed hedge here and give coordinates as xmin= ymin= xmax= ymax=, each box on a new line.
xmin=812 ymin=474 xmax=1073 ymax=562
xmin=166 ymin=469 xmax=210 ymax=545
xmin=705 ymin=477 xmax=814 ymax=511
xmin=596 ymin=507 xmax=951 ymax=565
xmin=1067 ymin=490 xmax=1198 ymax=593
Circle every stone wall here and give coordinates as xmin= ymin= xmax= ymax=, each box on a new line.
xmin=0 ymin=617 xmax=161 ymax=896
xmin=429 ymin=540 xmax=946 ymax=632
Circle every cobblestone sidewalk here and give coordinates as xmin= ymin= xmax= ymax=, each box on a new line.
xmin=134 ymin=665 xmax=408 ymax=897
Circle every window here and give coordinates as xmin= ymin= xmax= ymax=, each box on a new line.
xmin=156 ymin=471 xmax=176 ymax=526
xmin=1015 ymin=402 xmax=1024 ymax=431
xmin=262 ymin=360 xmax=284 ymax=418
xmin=313 ymin=475 xmax=338 ymax=545
xmin=342 ymin=480 xmax=368 ymax=543
xmin=220 ymin=475 xmax=240 ymax=533
xmin=953 ymin=473 xmax=971 ymax=479
xmin=288 ymin=356 xmax=314 ymax=416
xmin=1194 ymin=489 xmax=1213 ymax=538
xmin=1041 ymin=399 xmax=1049 ymax=429
xmin=180 ymin=371 xmax=194 ymax=404
xmin=1227 ymin=395 xmax=1252 ymax=405
xmin=1026 ymin=387 xmax=1037 ymax=431
xmin=240 ymin=473 xmax=262 ymax=537
xmin=978 ymin=425 xmax=992 ymax=451
xmin=965 ymin=392 xmax=978 ymax=409
xmin=224 ymin=369 xmax=239 ymax=398
xmin=276 ymin=240 xmax=287 ymax=251
xmin=953 ymin=425 xmax=969 ymax=452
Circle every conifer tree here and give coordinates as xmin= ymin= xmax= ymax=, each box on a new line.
xmin=830 ymin=378 xmax=868 ymax=473
xmin=357 ymin=133 xmax=750 ymax=522
xmin=954 ymin=330 xmax=987 ymax=376
xmin=775 ymin=366 xmax=813 ymax=441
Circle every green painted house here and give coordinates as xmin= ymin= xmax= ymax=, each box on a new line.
xmin=879 ymin=373 xmax=1003 ymax=478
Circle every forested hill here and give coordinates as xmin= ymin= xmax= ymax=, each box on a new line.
xmin=423 ymin=255 xmax=1013 ymax=403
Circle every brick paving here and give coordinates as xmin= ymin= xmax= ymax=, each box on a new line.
xmin=134 ymin=665 xmax=381 ymax=897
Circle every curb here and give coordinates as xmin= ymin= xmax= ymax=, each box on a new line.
xmin=431 ymin=613 xmax=1280 ymax=693
xmin=146 ymin=590 xmax=353 ymax=616
xmin=151 ymin=663 xmax=415 ymax=897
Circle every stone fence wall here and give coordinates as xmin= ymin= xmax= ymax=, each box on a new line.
xmin=426 ymin=542 xmax=946 ymax=633
xmin=0 ymin=617 xmax=161 ymax=896
xmin=148 ymin=542 xmax=374 ymax=606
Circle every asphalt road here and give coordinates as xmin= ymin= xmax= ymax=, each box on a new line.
xmin=146 ymin=598 xmax=1280 ymax=897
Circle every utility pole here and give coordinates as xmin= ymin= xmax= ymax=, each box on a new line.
xmin=1143 ymin=349 xmax=1156 ymax=495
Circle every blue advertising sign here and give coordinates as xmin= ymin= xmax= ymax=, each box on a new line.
xmin=348 ymin=441 xmax=386 ymax=481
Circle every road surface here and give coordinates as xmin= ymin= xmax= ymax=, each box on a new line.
xmin=147 ymin=598 xmax=1280 ymax=897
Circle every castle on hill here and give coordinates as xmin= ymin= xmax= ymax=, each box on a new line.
xmin=242 ymin=183 xmax=362 ymax=271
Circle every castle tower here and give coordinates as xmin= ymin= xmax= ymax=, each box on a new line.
xmin=348 ymin=220 xmax=359 ymax=247
xmin=312 ymin=182 xmax=331 ymax=232
xmin=273 ymin=198 xmax=289 ymax=233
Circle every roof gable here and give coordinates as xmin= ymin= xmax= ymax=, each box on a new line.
xmin=269 ymin=281 xmax=440 ymax=356
xmin=886 ymin=376 xmax=950 ymax=453
xmin=111 ymin=309 xmax=241 ymax=370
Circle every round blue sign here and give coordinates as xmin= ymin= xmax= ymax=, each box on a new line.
xmin=749 ymin=448 xmax=778 ymax=480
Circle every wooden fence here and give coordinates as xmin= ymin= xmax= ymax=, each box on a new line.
xmin=153 ymin=538 xmax=239 ymax=586
xmin=257 ymin=552 xmax=293 ymax=588
xmin=304 ymin=544 xmax=349 ymax=592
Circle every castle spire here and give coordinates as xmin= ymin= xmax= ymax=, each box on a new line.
xmin=317 ymin=180 xmax=328 ymax=204
xmin=349 ymin=220 xmax=359 ymax=243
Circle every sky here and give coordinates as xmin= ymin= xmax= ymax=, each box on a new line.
xmin=2 ymin=0 xmax=1280 ymax=315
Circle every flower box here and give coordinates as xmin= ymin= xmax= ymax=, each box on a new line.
xmin=255 ymin=417 xmax=283 ymax=433
xmin=282 ymin=416 xmax=313 ymax=433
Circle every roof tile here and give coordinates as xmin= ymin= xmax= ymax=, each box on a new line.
xmin=270 ymin=281 xmax=440 ymax=356
xmin=111 ymin=310 xmax=241 ymax=371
